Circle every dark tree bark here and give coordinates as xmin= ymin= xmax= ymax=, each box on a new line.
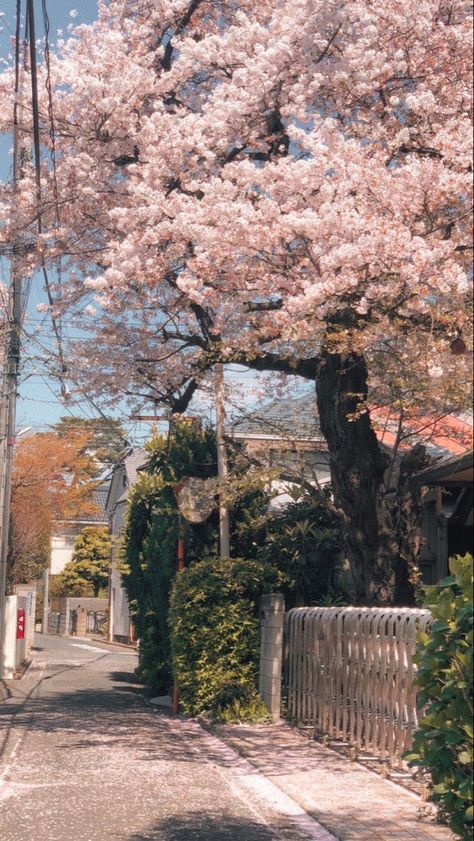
xmin=315 ymin=347 xmax=429 ymax=605
xmin=315 ymin=348 xmax=396 ymax=604
xmin=390 ymin=444 xmax=431 ymax=605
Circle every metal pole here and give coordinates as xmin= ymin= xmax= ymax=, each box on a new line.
xmin=41 ymin=567 xmax=49 ymax=635
xmin=172 ymin=514 xmax=186 ymax=714
xmin=215 ymin=363 xmax=230 ymax=557
xmin=108 ymin=563 xmax=114 ymax=643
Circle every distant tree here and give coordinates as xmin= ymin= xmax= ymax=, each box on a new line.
xmin=53 ymin=526 xmax=112 ymax=598
xmin=7 ymin=431 xmax=98 ymax=590
xmin=53 ymin=416 xmax=128 ymax=469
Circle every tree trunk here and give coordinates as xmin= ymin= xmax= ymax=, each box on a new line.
xmin=390 ymin=444 xmax=431 ymax=605
xmin=315 ymin=349 xmax=396 ymax=604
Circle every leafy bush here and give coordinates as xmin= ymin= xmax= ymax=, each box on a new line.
xmin=406 ymin=554 xmax=473 ymax=839
xmin=122 ymin=424 xmax=220 ymax=693
xmin=123 ymin=422 xmax=344 ymax=700
xmin=169 ymin=556 xmax=285 ymax=720
xmin=242 ymin=491 xmax=345 ymax=608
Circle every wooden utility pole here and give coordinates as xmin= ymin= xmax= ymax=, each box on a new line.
xmin=215 ymin=363 xmax=230 ymax=557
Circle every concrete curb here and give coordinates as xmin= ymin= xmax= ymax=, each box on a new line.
xmin=0 ymin=680 xmax=10 ymax=702
xmin=193 ymin=716 xmax=339 ymax=840
xmin=89 ymin=635 xmax=138 ymax=651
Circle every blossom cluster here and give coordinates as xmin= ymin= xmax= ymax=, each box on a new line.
xmin=0 ymin=0 xmax=471 ymax=408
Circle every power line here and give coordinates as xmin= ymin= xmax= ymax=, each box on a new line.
xmin=26 ymin=0 xmax=68 ymax=397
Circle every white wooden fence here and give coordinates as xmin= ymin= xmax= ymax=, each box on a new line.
xmin=284 ymin=606 xmax=431 ymax=767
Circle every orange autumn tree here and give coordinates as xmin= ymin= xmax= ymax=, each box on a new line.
xmin=7 ymin=431 xmax=98 ymax=590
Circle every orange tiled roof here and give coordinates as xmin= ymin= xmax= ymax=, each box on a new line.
xmin=371 ymin=408 xmax=473 ymax=456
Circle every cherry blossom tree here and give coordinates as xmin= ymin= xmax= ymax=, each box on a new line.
xmin=0 ymin=0 xmax=472 ymax=602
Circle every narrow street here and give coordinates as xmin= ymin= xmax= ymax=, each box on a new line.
xmin=0 ymin=635 xmax=332 ymax=841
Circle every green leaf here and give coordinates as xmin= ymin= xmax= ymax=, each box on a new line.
xmin=404 ymin=753 xmax=421 ymax=764
xmin=433 ymin=783 xmax=449 ymax=794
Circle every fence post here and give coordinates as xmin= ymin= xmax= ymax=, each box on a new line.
xmin=259 ymin=593 xmax=285 ymax=723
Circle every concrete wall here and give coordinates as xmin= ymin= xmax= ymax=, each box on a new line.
xmin=1 ymin=595 xmax=33 ymax=680
xmin=111 ymin=567 xmax=131 ymax=642
xmin=49 ymin=597 xmax=108 ymax=637
xmin=15 ymin=585 xmax=37 ymax=651
xmin=259 ymin=594 xmax=284 ymax=722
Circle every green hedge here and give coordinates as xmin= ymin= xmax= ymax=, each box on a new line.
xmin=122 ymin=424 xmax=220 ymax=693
xmin=406 ymin=554 xmax=473 ymax=839
xmin=169 ymin=556 xmax=285 ymax=720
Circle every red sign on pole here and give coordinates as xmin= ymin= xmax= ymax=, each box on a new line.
xmin=16 ymin=608 xmax=25 ymax=640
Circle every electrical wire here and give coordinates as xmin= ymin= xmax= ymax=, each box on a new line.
xmin=26 ymin=0 xmax=68 ymax=397
xmin=41 ymin=0 xmax=60 ymax=229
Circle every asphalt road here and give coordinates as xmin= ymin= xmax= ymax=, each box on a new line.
xmin=0 ymin=634 xmax=330 ymax=841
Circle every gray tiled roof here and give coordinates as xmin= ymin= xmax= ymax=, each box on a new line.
xmin=58 ymin=482 xmax=110 ymax=524
xmin=231 ymin=395 xmax=322 ymax=440
xmin=124 ymin=448 xmax=147 ymax=484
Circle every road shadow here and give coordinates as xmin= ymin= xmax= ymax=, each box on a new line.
xmin=127 ymin=807 xmax=452 ymax=841
xmin=127 ymin=812 xmax=278 ymax=840
xmin=0 ymin=680 xmax=246 ymax=770
xmin=0 ymin=676 xmax=349 ymax=777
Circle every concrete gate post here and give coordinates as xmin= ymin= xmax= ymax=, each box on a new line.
xmin=259 ymin=593 xmax=285 ymax=723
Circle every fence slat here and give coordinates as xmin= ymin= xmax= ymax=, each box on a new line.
xmin=284 ymin=606 xmax=431 ymax=767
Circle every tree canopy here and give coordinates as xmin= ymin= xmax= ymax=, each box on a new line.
xmin=8 ymin=431 xmax=99 ymax=590
xmin=52 ymin=526 xmax=112 ymax=598
xmin=52 ymin=416 xmax=129 ymax=469
xmin=0 ymin=0 xmax=471 ymax=602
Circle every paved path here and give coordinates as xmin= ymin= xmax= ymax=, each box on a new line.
xmin=211 ymin=723 xmax=455 ymax=841
xmin=0 ymin=635 xmax=332 ymax=841
xmin=0 ymin=634 xmax=455 ymax=841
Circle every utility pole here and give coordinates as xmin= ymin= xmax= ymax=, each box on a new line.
xmin=0 ymin=258 xmax=22 ymax=680
xmin=215 ymin=363 xmax=230 ymax=557
xmin=0 ymin=0 xmax=23 ymax=679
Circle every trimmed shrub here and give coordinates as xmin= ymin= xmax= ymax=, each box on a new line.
xmin=406 ymin=554 xmax=473 ymax=839
xmin=169 ymin=556 xmax=285 ymax=720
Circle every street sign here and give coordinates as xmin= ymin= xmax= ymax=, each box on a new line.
xmin=175 ymin=477 xmax=218 ymax=524
xmin=16 ymin=608 xmax=25 ymax=640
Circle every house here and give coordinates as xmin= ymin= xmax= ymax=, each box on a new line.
xmin=229 ymin=395 xmax=331 ymax=509
xmin=230 ymin=395 xmax=473 ymax=582
xmin=50 ymin=482 xmax=110 ymax=575
xmin=106 ymin=448 xmax=147 ymax=644
xmin=414 ymin=449 xmax=474 ymax=583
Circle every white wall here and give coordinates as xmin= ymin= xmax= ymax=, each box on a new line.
xmin=109 ymin=498 xmax=133 ymax=641
xmin=1 ymin=595 xmax=32 ymax=680
xmin=50 ymin=529 xmax=77 ymax=574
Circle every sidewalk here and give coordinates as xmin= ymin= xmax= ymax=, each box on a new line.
xmin=207 ymin=720 xmax=455 ymax=841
